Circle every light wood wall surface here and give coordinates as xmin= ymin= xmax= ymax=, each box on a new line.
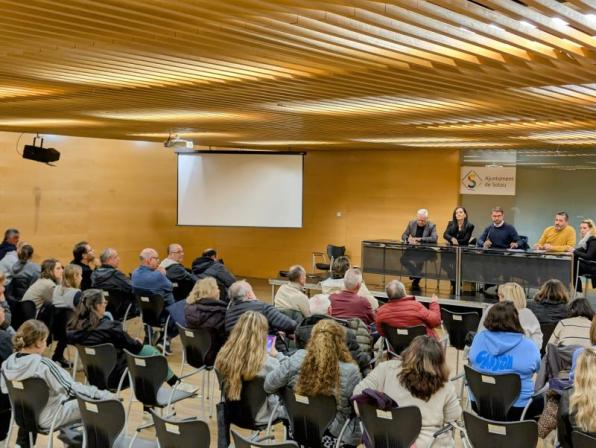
xmin=0 ymin=131 xmax=460 ymax=278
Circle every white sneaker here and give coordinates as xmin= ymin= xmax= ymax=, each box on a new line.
xmin=176 ymin=381 xmax=198 ymax=395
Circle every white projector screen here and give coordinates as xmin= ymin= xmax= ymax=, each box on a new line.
xmin=177 ymin=152 xmax=303 ymax=228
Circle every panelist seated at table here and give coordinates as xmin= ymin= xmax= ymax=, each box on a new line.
xmin=476 ymin=206 xmax=522 ymax=250
xmin=443 ymin=206 xmax=474 ymax=292
xmin=533 ymin=211 xmax=576 ymax=252
xmin=400 ymin=209 xmax=438 ymax=292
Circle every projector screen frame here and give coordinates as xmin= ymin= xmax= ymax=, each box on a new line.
xmin=176 ymin=149 xmax=306 ymax=228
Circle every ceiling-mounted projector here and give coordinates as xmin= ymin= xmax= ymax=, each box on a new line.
xmin=23 ymin=136 xmax=60 ymax=164
xmin=164 ymin=135 xmax=194 ymax=149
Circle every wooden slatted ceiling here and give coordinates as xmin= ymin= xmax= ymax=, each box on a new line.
xmin=0 ymin=0 xmax=594 ymax=151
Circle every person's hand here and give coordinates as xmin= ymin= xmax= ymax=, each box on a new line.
xmin=451 ymin=238 xmax=459 ymax=246
xmin=510 ymin=242 xmax=519 ymax=249
xmin=135 ymin=337 xmax=143 ymax=344
xmin=431 ymin=294 xmax=439 ymax=303
xmin=483 ymin=239 xmax=492 ymax=248
xmin=270 ymin=345 xmax=278 ymax=357
xmin=156 ymin=266 xmax=166 ymax=275
xmin=543 ymin=244 xmax=552 ymax=251
xmin=533 ymin=243 xmax=542 ymax=250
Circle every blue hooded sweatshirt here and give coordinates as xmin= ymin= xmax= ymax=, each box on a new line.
xmin=468 ymin=330 xmax=541 ymax=407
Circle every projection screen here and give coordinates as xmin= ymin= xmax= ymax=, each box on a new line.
xmin=177 ymin=152 xmax=303 ymax=228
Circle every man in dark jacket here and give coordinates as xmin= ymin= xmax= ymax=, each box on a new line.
xmin=192 ymin=248 xmax=236 ymax=301
xmin=71 ymin=241 xmax=96 ymax=290
xmin=0 ymin=228 xmax=19 ymax=262
xmin=91 ymin=248 xmax=132 ymax=294
xmin=295 ymin=294 xmax=371 ymax=372
xmin=224 ymin=280 xmax=297 ymax=338
xmin=160 ymin=243 xmax=197 ymax=300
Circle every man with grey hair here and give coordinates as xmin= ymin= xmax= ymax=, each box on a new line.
xmin=274 ymin=265 xmax=311 ymax=318
xmin=401 ymin=208 xmax=438 ymax=292
xmin=329 ymin=268 xmax=375 ymax=325
xmin=294 ymin=294 xmax=371 ymax=371
xmin=376 ymin=280 xmax=441 ymax=338
xmin=0 ymin=228 xmax=19 ymax=261
xmin=224 ymin=280 xmax=297 ymax=338
xmin=91 ymin=248 xmax=133 ymax=294
xmin=159 ymin=243 xmax=197 ymax=299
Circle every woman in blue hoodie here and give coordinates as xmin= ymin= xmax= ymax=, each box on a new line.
xmin=468 ymin=301 xmax=542 ymax=420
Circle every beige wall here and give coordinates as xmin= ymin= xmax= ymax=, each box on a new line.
xmin=0 ymin=131 xmax=460 ymax=278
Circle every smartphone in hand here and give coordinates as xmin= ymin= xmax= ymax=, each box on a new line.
xmin=266 ymin=335 xmax=277 ymax=353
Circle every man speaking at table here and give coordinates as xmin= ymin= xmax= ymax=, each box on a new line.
xmin=400 ymin=208 xmax=438 ymax=292
xmin=533 ymin=211 xmax=576 ymax=252
xmin=477 ymin=206 xmax=522 ymax=249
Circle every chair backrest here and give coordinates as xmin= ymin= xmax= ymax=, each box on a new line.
xmin=77 ymin=396 xmax=125 ymax=448
xmin=152 ymin=410 xmax=210 ymax=448
xmin=10 ymin=299 xmax=37 ymax=331
xmin=134 ymin=292 xmax=165 ymax=327
xmin=357 ymin=402 xmax=422 ymax=448
xmin=327 ymin=245 xmax=346 ymax=260
xmin=76 ymin=344 xmax=118 ymax=390
xmin=463 ymin=411 xmax=538 ymax=448
xmin=124 ymin=349 xmax=168 ymax=407
xmin=280 ymin=387 xmax=337 ymax=448
xmin=464 ymin=365 xmax=521 ymax=421
xmin=216 ymin=371 xmax=268 ymax=430
xmin=231 ymin=429 xmax=299 ymax=448
xmin=172 ymin=279 xmax=195 ymax=302
xmin=540 ymin=323 xmax=558 ymax=356
xmin=102 ymin=289 xmax=133 ymax=321
xmin=177 ymin=324 xmax=215 ymax=369
xmin=381 ymin=324 xmax=426 ymax=355
xmin=51 ymin=307 xmax=74 ymax=340
xmin=441 ymin=309 xmax=480 ymax=351
xmin=3 ymin=375 xmax=49 ymax=433
xmin=572 ymin=430 xmax=596 ymax=448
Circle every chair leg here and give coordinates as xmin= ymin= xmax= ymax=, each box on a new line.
xmin=5 ymin=412 xmax=13 ymax=448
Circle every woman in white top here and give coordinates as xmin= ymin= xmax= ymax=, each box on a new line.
xmin=354 ymin=336 xmax=461 ymax=448
xmin=478 ymin=282 xmax=542 ymax=349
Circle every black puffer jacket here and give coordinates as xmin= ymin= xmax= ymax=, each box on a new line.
xmin=191 ymin=256 xmax=236 ymax=301
xmin=91 ymin=265 xmax=132 ymax=294
xmin=528 ymin=299 xmax=568 ymax=325
xmin=224 ymin=299 xmax=297 ymax=335
xmin=295 ymin=314 xmax=370 ymax=372
xmin=185 ymin=298 xmax=227 ymax=365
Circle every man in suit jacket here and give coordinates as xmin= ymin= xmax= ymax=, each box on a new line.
xmin=400 ymin=209 xmax=438 ymax=291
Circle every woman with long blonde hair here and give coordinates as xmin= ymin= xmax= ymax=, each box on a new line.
xmin=265 ymin=319 xmax=361 ymax=447
xmin=558 ymin=348 xmax=596 ymax=446
xmin=215 ymin=311 xmax=285 ymax=425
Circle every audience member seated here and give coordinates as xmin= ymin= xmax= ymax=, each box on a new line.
xmin=558 ymin=348 xmax=596 ymax=447
xmin=0 ymin=228 xmax=19 ymax=262
xmin=528 ymin=279 xmax=570 ymax=325
xmin=534 ymin=212 xmax=576 ymax=252
xmin=132 ymin=248 xmax=174 ymax=305
xmin=548 ymin=299 xmax=594 ymax=349
xmin=274 ymin=265 xmax=311 ymax=320
xmin=22 ymin=258 xmax=63 ymax=311
xmin=0 ymin=305 xmax=12 ymax=447
xmin=469 ymin=302 xmax=542 ymax=420
xmin=354 ymin=335 xmax=461 ymax=448
xmin=6 ymin=244 xmax=40 ymax=301
xmin=68 ymin=289 xmax=194 ymax=394
xmin=159 ymin=243 xmax=197 ymax=292
xmin=225 ymin=280 xmax=296 ymax=341
xmin=295 ymin=294 xmax=371 ymax=371
xmin=476 ymin=206 xmax=521 ymax=249
xmin=478 ymin=282 xmax=542 ymax=349
xmin=184 ymin=277 xmax=227 ymax=366
xmin=572 ymin=219 xmax=596 ymax=293
xmin=0 ymin=274 xmax=12 ymax=334
xmin=1 ymin=319 xmax=114 ymax=447
xmin=265 ymin=319 xmax=362 ymax=447
xmin=329 ymin=268 xmax=375 ymax=326
xmin=91 ymin=248 xmax=133 ymax=294
xmin=320 ymin=256 xmax=379 ymax=311
xmin=71 ymin=241 xmax=96 ymax=290
xmin=569 ymin=317 xmax=596 ymax=383
xmin=0 ymin=240 xmax=20 ymax=283
xmin=375 ymin=280 xmax=440 ymax=337
xmin=51 ymin=264 xmax=83 ymax=367
xmin=215 ymin=311 xmax=285 ymax=426
xmin=191 ymin=248 xmax=236 ymax=301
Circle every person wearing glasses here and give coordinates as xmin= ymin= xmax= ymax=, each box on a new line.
xmin=159 ymin=243 xmax=197 ymax=295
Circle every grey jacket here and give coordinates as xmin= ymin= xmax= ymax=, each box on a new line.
xmin=401 ymin=220 xmax=438 ymax=244
xmin=264 ymin=349 xmax=362 ymax=445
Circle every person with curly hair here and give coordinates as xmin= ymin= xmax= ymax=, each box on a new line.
xmin=354 ymin=335 xmax=461 ymax=447
xmin=265 ymin=319 xmax=362 ymax=447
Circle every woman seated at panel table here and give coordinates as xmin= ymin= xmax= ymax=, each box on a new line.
xmin=442 ymin=206 xmax=474 ymax=292
xmin=572 ymin=218 xmax=596 ymax=293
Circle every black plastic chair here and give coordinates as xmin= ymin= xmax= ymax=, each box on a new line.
xmin=151 ymin=410 xmax=210 ymax=448
xmin=356 ymin=401 xmax=422 ymax=448
xmin=463 ymin=411 xmax=538 ymax=448
xmin=441 ymin=309 xmax=480 ymax=374
xmin=464 ymin=365 xmax=520 ymax=421
xmin=171 ymin=279 xmax=195 ymax=302
xmin=134 ymin=292 xmax=170 ymax=354
xmin=312 ymin=245 xmax=346 ymax=273
xmin=77 ymin=395 xmax=126 ymax=448
xmin=9 ymin=299 xmax=38 ymax=331
xmin=74 ymin=343 xmax=128 ymax=393
xmin=4 ymin=375 xmax=73 ymax=448
xmin=102 ymin=289 xmax=134 ymax=324
xmin=280 ymin=387 xmax=339 ymax=448
xmin=572 ymin=430 xmax=596 ymax=447
xmin=540 ymin=322 xmax=557 ymax=357
xmin=232 ymin=429 xmax=299 ymax=448
xmin=381 ymin=323 xmax=426 ymax=356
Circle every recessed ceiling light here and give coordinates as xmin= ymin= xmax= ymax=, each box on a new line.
xmin=552 ymin=17 xmax=569 ymax=26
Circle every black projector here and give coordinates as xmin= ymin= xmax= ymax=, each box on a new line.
xmin=23 ymin=143 xmax=60 ymax=164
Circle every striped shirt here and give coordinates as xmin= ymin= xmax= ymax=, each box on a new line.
xmin=548 ymin=317 xmax=593 ymax=347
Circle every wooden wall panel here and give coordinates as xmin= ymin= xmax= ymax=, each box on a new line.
xmin=0 ymin=131 xmax=460 ymax=278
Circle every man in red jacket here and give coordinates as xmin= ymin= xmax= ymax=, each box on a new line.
xmin=329 ymin=268 xmax=375 ymax=326
xmin=376 ymin=280 xmax=441 ymax=337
